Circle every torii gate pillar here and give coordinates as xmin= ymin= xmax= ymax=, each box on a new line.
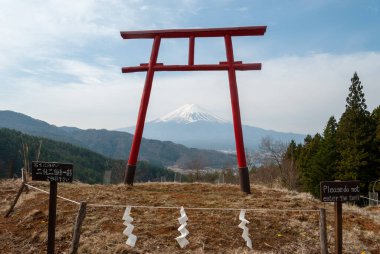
xmin=121 ymin=26 xmax=267 ymax=194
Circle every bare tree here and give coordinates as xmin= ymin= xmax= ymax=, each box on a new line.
xmin=258 ymin=136 xmax=299 ymax=190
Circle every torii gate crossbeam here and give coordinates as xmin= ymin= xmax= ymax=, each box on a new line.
xmin=121 ymin=26 xmax=267 ymax=194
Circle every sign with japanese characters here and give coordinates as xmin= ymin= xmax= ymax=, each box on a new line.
xmin=320 ymin=180 xmax=360 ymax=202
xmin=32 ymin=161 xmax=73 ymax=182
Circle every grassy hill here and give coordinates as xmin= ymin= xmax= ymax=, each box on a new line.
xmin=1 ymin=180 xmax=379 ymax=253
xmin=0 ymin=128 xmax=174 ymax=183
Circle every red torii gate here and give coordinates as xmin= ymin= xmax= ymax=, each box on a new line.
xmin=121 ymin=26 xmax=267 ymax=194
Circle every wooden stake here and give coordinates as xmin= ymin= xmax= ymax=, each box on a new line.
xmin=319 ymin=208 xmax=328 ymax=254
xmin=47 ymin=181 xmax=57 ymax=254
xmin=334 ymin=201 xmax=342 ymax=254
xmin=4 ymin=181 xmax=25 ymax=218
xmin=70 ymin=202 xmax=87 ymax=254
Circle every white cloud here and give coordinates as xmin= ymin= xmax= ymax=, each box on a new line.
xmin=1 ymin=1 xmax=379 ymax=136
xmin=2 ymin=52 xmax=379 ymax=135
xmin=0 ymin=0 xmax=201 ymax=70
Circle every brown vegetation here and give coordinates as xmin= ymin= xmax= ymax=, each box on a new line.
xmin=1 ymin=179 xmax=379 ymax=253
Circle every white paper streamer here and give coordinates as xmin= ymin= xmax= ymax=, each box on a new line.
xmin=175 ymin=206 xmax=189 ymax=248
xmin=238 ymin=209 xmax=252 ymax=249
xmin=123 ymin=206 xmax=137 ymax=247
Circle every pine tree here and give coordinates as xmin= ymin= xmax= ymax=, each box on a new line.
xmin=296 ymin=117 xmax=340 ymax=197
xmin=314 ymin=116 xmax=339 ymax=182
xmin=297 ymin=133 xmax=322 ymax=196
xmin=335 ymin=73 xmax=377 ymax=192
xmin=372 ymin=106 xmax=380 ymax=151
xmin=371 ymin=106 xmax=380 ymax=184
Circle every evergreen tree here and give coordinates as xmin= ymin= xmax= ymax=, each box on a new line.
xmin=296 ymin=117 xmax=340 ymax=197
xmin=372 ymin=106 xmax=380 ymax=151
xmin=297 ymin=133 xmax=322 ymax=196
xmin=309 ymin=117 xmax=340 ymax=195
xmin=371 ymin=106 xmax=380 ymax=183
xmin=335 ymin=73 xmax=377 ymax=192
xmin=317 ymin=116 xmax=339 ymax=179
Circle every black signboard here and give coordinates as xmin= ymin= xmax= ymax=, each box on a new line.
xmin=32 ymin=161 xmax=73 ymax=182
xmin=320 ymin=180 xmax=360 ymax=202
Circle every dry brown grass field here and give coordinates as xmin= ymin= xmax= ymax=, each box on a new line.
xmin=1 ymin=179 xmax=379 ymax=253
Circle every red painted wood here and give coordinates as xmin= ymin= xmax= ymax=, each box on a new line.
xmin=224 ymin=34 xmax=247 ymax=168
xmin=121 ymin=26 xmax=266 ymax=39
xmin=122 ymin=63 xmax=261 ymax=73
xmin=122 ymin=26 xmax=266 ymax=192
xmin=189 ymin=36 xmax=195 ymax=65
xmin=127 ymin=36 xmax=161 ymax=166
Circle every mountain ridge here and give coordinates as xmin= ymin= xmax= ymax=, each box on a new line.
xmin=0 ymin=110 xmax=236 ymax=168
xmin=118 ymin=104 xmax=306 ymax=150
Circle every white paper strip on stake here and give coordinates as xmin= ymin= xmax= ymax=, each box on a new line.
xmin=246 ymin=238 xmax=252 ymax=249
xmin=180 ymin=206 xmax=186 ymax=216
xmin=238 ymin=209 xmax=252 ymax=250
xmin=123 ymin=224 xmax=135 ymax=236
xmin=178 ymin=224 xmax=189 ymax=236
xmin=126 ymin=234 xmax=137 ymax=247
xmin=175 ymin=206 xmax=189 ymax=248
xmin=175 ymin=235 xmax=189 ymax=248
xmin=178 ymin=214 xmax=188 ymax=224
xmin=122 ymin=206 xmax=137 ymax=248
xmin=239 ymin=209 xmax=249 ymax=223
xmin=123 ymin=206 xmax=131 ymax=220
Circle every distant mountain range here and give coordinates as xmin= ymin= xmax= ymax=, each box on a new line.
xmin=0 ymin=110 xmax=235 ymax=168
xmin=117 ymin=104 xmax=306 ymax=151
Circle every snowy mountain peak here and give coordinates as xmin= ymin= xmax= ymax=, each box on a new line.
xmin=153 ymin=104 xmax=227 ymax=124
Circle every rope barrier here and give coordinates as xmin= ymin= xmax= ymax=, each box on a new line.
xmin=25 ymin=183 xmax=81 ymax=205
xmin=360 ymin=195 xmax=380 ymax=204
xmin=88 ymin=203 xmax=320 ymax=212
xmin=24 ymin=183 xmax=319 ymax=212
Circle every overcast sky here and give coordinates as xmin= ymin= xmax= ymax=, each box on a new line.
xmin=1 ymin=0 xmax=379 ymax=134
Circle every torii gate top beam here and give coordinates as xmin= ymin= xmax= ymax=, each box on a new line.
xmin=120 ymin=26 xmax=267 ymax=74
xmin=120 ymin=26 xmax=267 ymax=39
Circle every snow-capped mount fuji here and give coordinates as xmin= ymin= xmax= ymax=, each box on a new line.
xmin=118 ymin=104 xmax=305 ymax=151
xmin=153 ymin=104 xmax=227 ymax=124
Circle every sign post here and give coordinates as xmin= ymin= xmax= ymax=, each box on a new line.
xmin=320 ymin=180 xmax=360 ymax=254
xmin=48 ymin=180 xmax=57 ymax=254
xmin=31 ymin=161 xmax=73 ymax=254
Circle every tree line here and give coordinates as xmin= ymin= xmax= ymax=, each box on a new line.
xmin=252 ymin=73 xmax=380 ymax=197
xmin=0 ymin=128 xmax=174 ymax=183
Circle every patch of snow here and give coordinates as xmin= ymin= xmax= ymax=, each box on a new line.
xmin=153 ymin=104 xmax=228 ymax=124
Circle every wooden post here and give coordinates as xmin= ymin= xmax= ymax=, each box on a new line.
xmin=22 ymin=168 xmax=29 ymax=193
xmin=334 ymin=201 xmax=342 ymax=254
xmin=124 ymin=36 xmax=161 ymax=185
xmin=70 ymin=202 xmax=87 ymax=254
xmin=224 ymin=34 xmax=251 ymax=194
xmin=47 ymin=181 xmax=57 ymax=254
xmin=4 ymin=181 xmax=25 ymax=218
xmin=319 ymin=208 xmax=328 ymax=254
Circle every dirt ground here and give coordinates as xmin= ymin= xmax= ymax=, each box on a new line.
xmin=1 ymin=179 xmax=379 ymax=253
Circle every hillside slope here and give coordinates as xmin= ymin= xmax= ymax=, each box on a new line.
xmin=0 ymin=110 xmax=235 ymax=168
xmin=1 ymin=180 xmax=379 ymax=253
xmin=0 ymin=128 xmax=173 ymax=183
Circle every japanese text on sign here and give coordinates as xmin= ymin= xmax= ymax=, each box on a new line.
xmin=32 ymin=161 xmax=73 ymax=182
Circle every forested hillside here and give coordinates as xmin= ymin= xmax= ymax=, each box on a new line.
xmin=0 ymin=111 xmax=236 ymax=168
xmin=0 ymin=128 xmax=173 ymax=183
xmin=287 ymin=73 xmax=380 ymax=196
xmin=250 ymin=73 xmax=379 ymax=199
